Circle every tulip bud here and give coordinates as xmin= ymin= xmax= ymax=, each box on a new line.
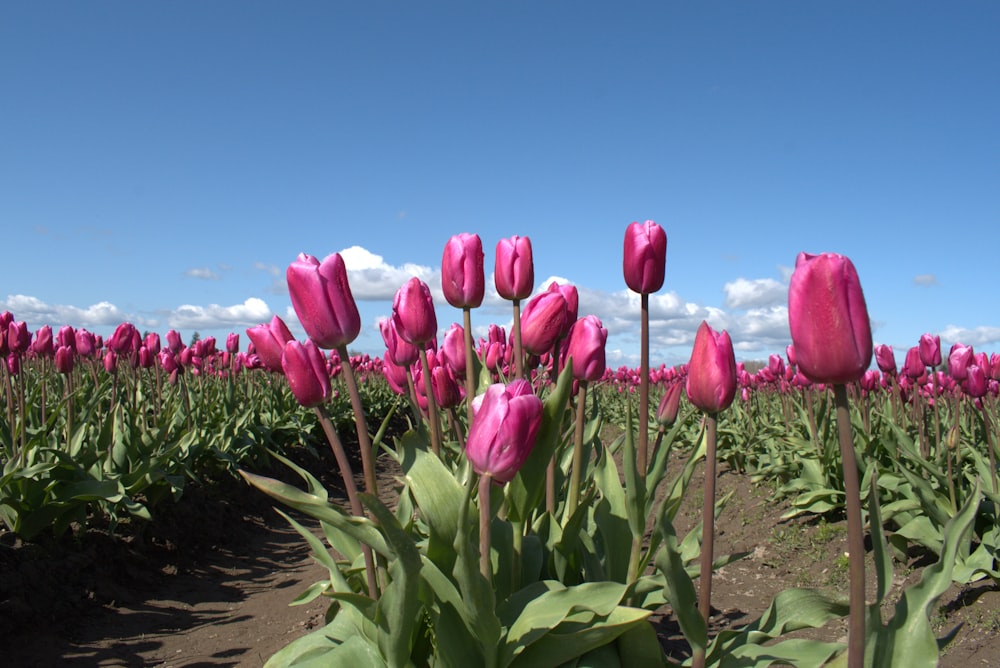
xmin=902 ymin=346 xmax=925 ymax=380
xmin=547 ymin=282 xmax=579 ymax=339
xmin=379 ymin=317 xmax=420 ymax=367
xmin=166 ymin=329 xmax=184 ymax=354
xmin=966 ymin=364 xmax=988 ymax=399
xmin=785 ymin=344 xmax=796 ymax=368
xmin=392 ymin=277 xmax=438 ymax=345
xmin=281 ymin=339 xmax=332 ymax=408
xmin=767 ymin=353 xmax=785 ymax=378
xmin=465 ymin=380 xmax=543 ymax=484
xmin=441 ymin=233 xmax=485 ymax=309
xmin=918 ymin=334 xmax=941 ymax=368
xmin=787 ymin=252 xmax=872 ymax=385
xmin=874 ymin=344 xmax=896 ymax=374
xmin=519 ymin=290 xmax=568 ymax=356
xmin=246 ymin=316 xmax=295 ymax=372
xmin=623 ymin=220 xmax=667 ymax=294
xmin=7 ymin=321 xmax=30 ymax=355
xmin=656 ymin=381 xmax=684 ymax=427
xmin=685 ymin=321 xmax=737 ymax=414
xmin=226 ymin=332 xmax=240 ymax=354
xmin=564 ymin=315 xmax=607 ymax=382
xmin=494 ymin=236 xmax=534 ymax=301
xmin=144 ymin=332 xmax=161 ymax=356
xmin=55 ymin=345 xmax=75 ymax=374
xmin=431 ymin=363 xmax=462 ymax=409
xmin=287 ymin=252 xmax=362 ymax=349
xmin=104 ymin=350 xmax=118 ymax=373
xmin=32 ymin=325 xmax=54 ymax=358
xmin=948 ymin=343 xmax=973 ymax=381
xmin=108 ymin=322 xmax=138 ymax=354
xmin=440 ymin=323 xmax=467 ymax=379
xmin=57 ymin=326 xmax=77 ymax=352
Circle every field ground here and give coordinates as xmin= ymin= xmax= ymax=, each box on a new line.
xmin=4 ymin=445 xmax=1000 ymax=667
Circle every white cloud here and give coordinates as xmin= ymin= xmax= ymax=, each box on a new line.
xmin=2 ymin=294 xmax=140 ymax=328
xmin=913 ymin=274 xmax=938 ymax=287
xmin=723 ymin=277 xmax=786 ymax=309
xmin=167 ymin=297 xmax=271 ymax=330
xmin=340 ymin=245 xmax=437 ymax=300
xmin=937 ymin=325 xmax=1000 ymax=349
xmin=184 ymin=267 xmax=221 ymax=280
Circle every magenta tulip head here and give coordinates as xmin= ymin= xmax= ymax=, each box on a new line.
xmin=7 ymin=321 xmax=30 ymax=355
xmin=787 ymin=252 xmax=872 ymax=385
xmin=656 ymin=381 xmax=684 ymax=427
xmin=919 ymin=334 xmax=941 ymax=368
xmin=226 ymin=332 xmax=240 ymax=354
xmin=55 ymin=345 xmax=75 ymax=374
xmin=440 ymin=323 xmax=467 ymax=378
xmin=465 ymin=379 xmax=543 ymax=484
xmin=31 ymin=325 xmax=54 ymax=358
xmin=902 ymin=346 xmax=925 ymax=380
xmin=379 ymin=317 xmax=420 ymax=367
xmin=874 ymin=344 xmax=896 ymax=374
xmin=281 ymin=339 xmax=332 ymax=408
xmin=287 ymin=252 xmax=361 ymax=349
xmin=494 ymin=236 xmax=534 ymax=301
xmin=519 ymin=290 xmax=569 ymax=356
xmin=966 ymin=364 xmax=988 ymax=399
xmin=442 ymin=233 xmax=485 ymax=309
xmin=949 ymin=343 xmax=973 ymax=381
xmin=392 ymin=277 xmax=438 ymax=345
xmin=246 ymin=315 xmax=295 ymax=372
xmin=685 ymin=321 xmax=737 ymax=414
xmin=564 ymin=315 xmax=608 ymax=382
xmin=623 ymin=220 xmax=667 ymax=294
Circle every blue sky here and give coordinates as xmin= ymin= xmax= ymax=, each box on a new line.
xmin=2 ymin=2 xmax=998 ymax=368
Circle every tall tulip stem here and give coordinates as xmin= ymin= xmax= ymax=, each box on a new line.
xmin=638 ymin=293 xmax=650 ymax=479
xmin=463 ymin=307 xmax=477 ymax=425
xmin=418 ymin=347 xmax=443 ymax=456
xmin=512 ymin=299 xmax=524 ymax=380
xmin=697 ymin=413 xmax=718 ymax=633
xmin=337 ymin=346 xmax=377 ymax=497
xmin=566 ymin=381 xmax=588 ymax=518
xmin=314 ymin=405 xmax=378 ymax=599
xmin=479 ymin=473 xmax=493 ymax=582
xmin=833 ymin=383 xmax=865 ymax=668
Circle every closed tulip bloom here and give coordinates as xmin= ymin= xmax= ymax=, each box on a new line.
xmin=547 ymin=282 xmax=579 ymax=339
xmin=108 ymin=322 xmax=138 ymax=354
xmin=768 ymin=353 xmax=785 ymax=378
xmin=902 ymin=346 xmax=925 ymax=380
xmin=246 ymin=316 xmax=295 ymax=372
xmin=379 ymin=317 xmax=420 ymax=367
xmin=440 ymin=323 xmax=467 ymax=378
xmin=104 ymin=350 xmax=118 ymax=373
xmin=494 ymin=236 xmax=534 ymax=300
xmin=7 ymin=353 xmax=20 ymax=375
xmin=656 ymin=381 xmax=684 ymax=427
xmin=442 ymin=233 xmax=485 ymax=309
xmin=431 ymin=363 xmax=462 ymax=409
xmin=287 ymin=252 xmax=361 ymax=349
xmin=465 ymin=379 xmax=544 ymax=484
xmin=57 ymin=325 xmax=77 ymax=352
xmin=7 ymin=321 xmax=30 ymax=355
xmin=166 ymin=329 xmax=184 ymax=354
xmin=158 ymin=350 xmax=180 ymax=374
xmin=787 ymin=252 xmax=872 ymax=385
xmin=144 ymin=332 xmax=161 ymax=356
xmin=785 ymin=344 xmax=797 ymax=367
xmin=874 ymin=344 xmax=896 ymax=374
xmin=392 ymin=277 xmax=438 ymax=345
xmin=282 ymin=339 xmax=332 ymax=408
xmin=139 ymin=345 xmax=155 ymax=369
xmin=948 ymin=343 xmax=973 ymax=381
xmin=519 ymin=290 xmax=569 ymax=356
xmin=75 ymin=329 xmax=96 ymax=357
xmin=966 ymin=364 xmax=988 ymax=399
xmin=32 ymin=325 xmax=54 ymax=358
xmin=382 ymin=358 xmax=409 ymax=396
xmin=623 ymin=220 xmax=667 ymax=294
xmin=226 ymin=332 xmax=240 ymax=354
xmin=991 ymin=353 xmax=1000 ymax=382
xmin=55 ymin=345 xmax=75 ymax=374
xmin=919 ymin=334 xmax=941 ymax=368
xmin=565 ymin=315 xmax=608 ymax=382
xmin=685 ymin=321 xmax=737 ymax=414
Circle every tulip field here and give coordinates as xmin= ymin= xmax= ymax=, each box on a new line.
xmin=3 ymin=226 xmax=1000 ymax=666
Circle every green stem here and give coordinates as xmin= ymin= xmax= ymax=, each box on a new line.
xmin=697 ymin=414 xmax=718 ymax=631
xmin=479 ymin=474 xmax=493 ymax=582
xmin=834 ymin=383 xmax=865 ymax=668
xmin=418 ymin=348 xmax=443 ymax=456
xmin=315 ymin=405 xmax=379 ymax=599
xmin=566 ymin=381 xmax=588 ymax=518
xmin=337 ymin=345 xmax=376 ymax=497
xmin=463 ymin=307 xmax=476 ymax=426
xmin=638 ymin=293 xmax=650 ymax=479
xmin=512 ymin=299 xmax=523 ymax=380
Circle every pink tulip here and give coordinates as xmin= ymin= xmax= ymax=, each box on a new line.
xmin=139 ymin=345 xmax=155 ymax=368
xmin=902 ymin=346 xmax=925 ymax=380
xmin=57 ymin=326 xmax=77 ymax=352
xmin=55 ymin=345 xmax=74 ymax=374
xmin=226 ymin=332 xmax=240 ymax=354
xmin=991 ymin=353 xmax=1000 ymax=382
xmin=246 ymin=315 xmax=295 ymax=372
xmin=494 ymin=236 xmax=534 ymax=301
xmin=787 ymin=252 xmax=872 ymax=385
xmin=144 ymin=332 xmax=161 ymax=356
xmin=104 ymin=350 xmax=118 ymax=374
xmin=431 ymin=363 xmax=462 ymax=409
xmin=382 ymin=358 xmax=409 ymax=396
xmin=768 ymin=353 xmax=785 ymax=378
xmin=623 ymin=220 xmax=667 ymax=294
xmin=967 ymin=364 xmax=988 ymax=399
xmin=287 ymin=252 xmax=361 ymax=349
xmin=519 ymin=290 xmax=568 ymax=356
xmin=166 ymin=329 xmax=184 ymax=354
xmin=31 ymin=325 xmax=54 ymax=358
xmin=379 ymin=317 xmax=420 ymax=367
xmin=919 ymin=334 xmax=941 ymax=368
xmin=685 ymin=321 xmax=737 ymax=414
xmin=74 ymin=329 xmax=96 ymax=357
xmin=441 ymin=233 xmax=485 ymax=309
xmin=547 ymin=282 xmax=579 ymax=339
xmin=564 ymin=315 xmax=608 ymax=382
xmin=440 ymin=323 xmax=467 ymax=378
xmin=392 ymin=277 xmax=438 ymax=345
xmin=785 ymin=344 xmax=796 ymax=367
xmin=108 ymin=322 xmax=138 ymax=354
xmin=465 ymin=379 xmax=543 ymax=484
xmin=874 ymin=344 xmax=896 ymax=374
xmin=656 ymin=381 xmax=684 ymax=427
xmin=948 ymin=343 xmax=973 ymax=381
xmin=281 ymin=339 xmax=332 ymax=408
xmin=7 ymin=321 xmax=30 ymax=355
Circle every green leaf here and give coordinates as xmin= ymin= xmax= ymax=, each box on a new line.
xmin=653 ymin=512 xmax=706 ymax=657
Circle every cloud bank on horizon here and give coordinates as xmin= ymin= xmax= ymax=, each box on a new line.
xmin=3 ymin=244 xmax=997 ymax=369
